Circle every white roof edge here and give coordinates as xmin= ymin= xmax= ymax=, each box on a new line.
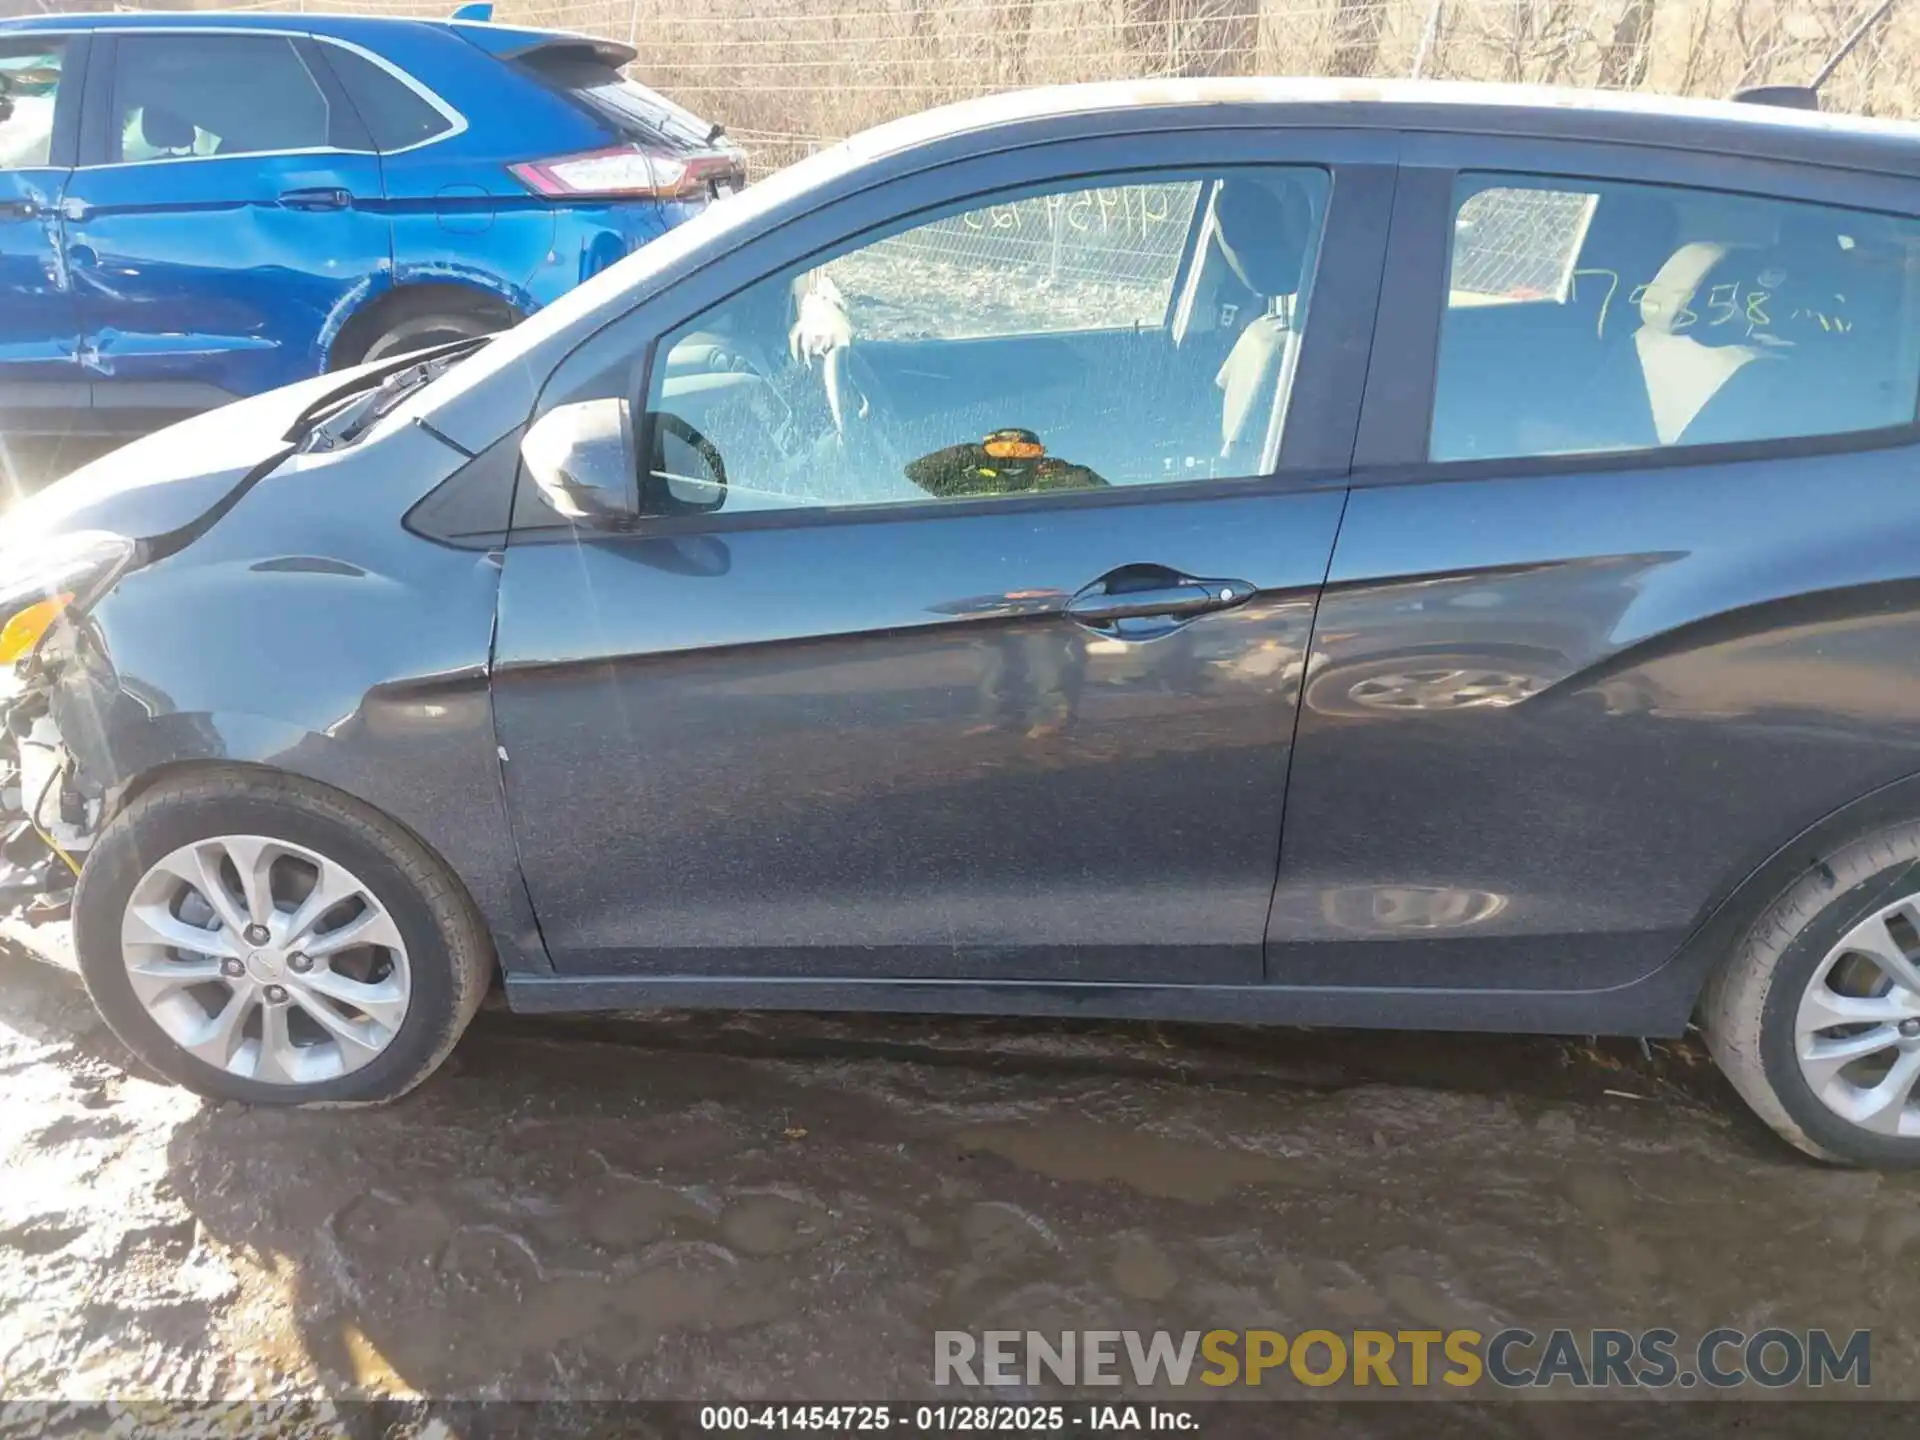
xmin=837 ymin=76 xmax=1920 ymax=163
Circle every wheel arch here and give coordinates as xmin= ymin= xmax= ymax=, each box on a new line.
xmin=54 ymin=681 xmax=548 ymax=981
xmin=1668 ymin=767 xmax=1920 ymax=1027
xmin=100 ymin=754 xmax=502 ymax=989
xmin=325 ymin=279 xmax=525 ymax=371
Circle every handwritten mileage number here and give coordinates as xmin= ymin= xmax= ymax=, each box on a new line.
xmin=1569 ymin=267 xmax=1850 ymax=340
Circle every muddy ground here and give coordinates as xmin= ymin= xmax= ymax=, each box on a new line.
xmin=4 ymin=919 xmax=1920 ymax=1434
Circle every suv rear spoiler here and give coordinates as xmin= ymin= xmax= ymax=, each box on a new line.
xmin=452 ymin=24 xmax=638 ymax=70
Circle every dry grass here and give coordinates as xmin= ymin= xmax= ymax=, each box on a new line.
xmin=183 ymin=0 xmax=1920 ymax=172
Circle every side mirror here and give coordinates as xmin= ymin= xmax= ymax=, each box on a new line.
xmin=642 ymin=413 xmax=729 ymax=517
xmin=521 ymin=398 xmax=639 ymax=525
xmin=521 ymin=400 xmax=730 ymax=527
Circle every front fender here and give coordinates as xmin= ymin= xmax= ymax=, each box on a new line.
xmin=40 ymin=425 xmax=550 ymax=976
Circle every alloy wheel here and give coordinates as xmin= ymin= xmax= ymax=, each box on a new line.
xmin=118 ymin=835 xmax=412 ymax=1085
xmin=1794 ymin=896 xmax=1920 ymax=1137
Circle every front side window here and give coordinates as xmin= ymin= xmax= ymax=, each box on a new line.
xmin=1431 ymin=174 xmax=1920 ymax=462
xmin=0 ymin=41 xmax=64 ymax=170
xmin=633 ymin=165 xmax=1328 ymax=516
xmin=111 ymin=35 xmax=333 ymax=163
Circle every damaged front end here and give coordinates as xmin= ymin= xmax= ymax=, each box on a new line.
xmin=0 ymin=682 xmax=97 ymax=923
xmin=0 ymin=532 xmax=140 ymax=924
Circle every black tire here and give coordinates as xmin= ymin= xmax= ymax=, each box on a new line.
xmin=1703 ymin=822 xmax=1920 ymax=1167
xmin=357 ymin=308 xmax=504 ymax=365
xmin=72 ymin=769 xmax=493 ymax=1106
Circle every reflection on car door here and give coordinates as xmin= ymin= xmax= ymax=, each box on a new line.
xmin=0 ymin=33 xmax=85 ymax=437
xmin=492 ymin=134 xmax=1396 ymax=985
xmin=62 ymin=31 xmax=389 ymax=430
xmin=1271 ymin=140 xmax=1920 ymax=1006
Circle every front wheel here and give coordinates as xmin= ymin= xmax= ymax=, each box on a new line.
xmin=1704 ymin=822 xmax=1920 ymax=1166
xmin=73 ymin=770 xmax=492 ymax=1105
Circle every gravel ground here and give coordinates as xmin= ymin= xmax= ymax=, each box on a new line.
xmin=4 ymin=919 xmax=1920 ymax=1435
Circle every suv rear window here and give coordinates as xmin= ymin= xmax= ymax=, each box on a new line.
xmin=320 ymin=42 xmax=454 ymax=152
xmin=517 ymin=47 xmax=717 ymax=154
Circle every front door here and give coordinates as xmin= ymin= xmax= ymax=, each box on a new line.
xmin=493 ymin=134 xmax=1396 ymax=982
xmin=63 ymin=30 xmax=389 ymax=429
xmin=1271 ymin=139 xmax=1920 ymax=1001
xmin=0 ymin=33 xmax=85 ymax=439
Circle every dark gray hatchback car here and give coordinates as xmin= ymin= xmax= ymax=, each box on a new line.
xmin=7 ymin=78 xmax=1920 ymax=1165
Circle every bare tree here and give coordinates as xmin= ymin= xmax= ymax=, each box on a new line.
xmin=992 ymin=0 xmax=1037 ymax=86
xmin=1123 ymin=0 xmax=1260 ymax=77
xmin=611 ymin=0 xmax=1920 ymax=179
xmin=1596 ymin=0 xmax=1655 ymax=86
xmin=1196 ymin=0 xmax=1263 ymax=75
xmin=1330 ymin=0 xmax=1388 ymax=74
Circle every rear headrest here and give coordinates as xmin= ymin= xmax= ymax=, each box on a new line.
xmin=1756 ymin=213 xmax=1886 ymax=338
xmin=139 ymin=104 xmax=195 ymax=153
xmin=1213 ymin=177 xmax=1314 ymax=297
xmin=1638 ymin=243 xmax=1728 ymax=335
xmin=1576 ymin=190 xmax=1679 ymax=280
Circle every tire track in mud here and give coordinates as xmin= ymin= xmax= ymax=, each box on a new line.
xmin=4 ymin=932 xmax=1920 ymax=1408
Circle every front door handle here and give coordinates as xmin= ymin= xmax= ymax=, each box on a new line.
xmin=0 ymin=198 xmax=38 ymax=220
xmin=280 ymin=187 xmax=351 ymax=212
xmin=1066 ymin=573 xmax=1254 ymax=626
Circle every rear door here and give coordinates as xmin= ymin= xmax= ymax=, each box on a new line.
xmin=0 ymin=32 xmax=86 ymax=436
xmin=1271 ymin=133 xmax=1920 ymax=1004
xmin=491 ymin=129 xmax=1395 ymax=983
xmin=63 ymin=29 xmax=389 ymax=429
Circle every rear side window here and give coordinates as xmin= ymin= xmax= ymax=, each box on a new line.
xmin=1430 ymin=174 xmax=1920 ymax=461
xmin=111 ymin=35 xmax=333 ymax=161
xmin=0 ymin=39 xmax=64 ymax=169
xmin=517 ymin=46 xmax=715 ymax=151
xmin=320 ymin=42 xmax=453 ymax=152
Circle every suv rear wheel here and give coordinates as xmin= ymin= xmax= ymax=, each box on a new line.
xmin=333 ymin=289 xmax=516 ymax=369
xmin=1704 ymin=822 xmax=1920 ymax=1166
xmin=359 ymin=308 xmax=504 ymax=364
xmin=73 ymin=770 xmax=492 ymax=1105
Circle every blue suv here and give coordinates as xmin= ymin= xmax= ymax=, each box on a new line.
xmin=0 ymin=10 xmax=743 ymax=440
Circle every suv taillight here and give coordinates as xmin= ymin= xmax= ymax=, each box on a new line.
xmin=509 ymin=144 xmax=743 ymax=200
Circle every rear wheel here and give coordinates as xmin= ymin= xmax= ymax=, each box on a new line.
xmin=1704 ymin=822 xmax=1920 ymax=1166
xmin=357 ymin=307 xmax=504 ymax=364
xmin=333 ymin=290 xmax=516 ymax=369
xmin=73 ymin=770 xmax=492 ymax=1105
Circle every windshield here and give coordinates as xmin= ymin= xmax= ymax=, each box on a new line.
xmin=295 ymin=342 xmax=482 ymax=453
xmin=364 ymin=136 xmax=875 ymax=449
xmin=364 ymin=86 xmax=1204 ymax=453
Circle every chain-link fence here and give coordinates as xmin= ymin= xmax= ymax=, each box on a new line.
xmin=826 ymin=179 xmax=1204 ymax=337
xmin=1450 ymin=184 xmax=1599 ymax=300
xmin=98 ymin=0 xmax=1920 ymax=176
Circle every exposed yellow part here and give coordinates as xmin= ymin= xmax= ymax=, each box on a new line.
xmin=0 ymin=593 xmax=73 ymax=665
xmin=339 ymin=1320 xmax=407 ymax=1390
xmin=34 ymin=821 xmax=81 ymax=878
xmin=23 ymin=755 xmax=81 ymax=878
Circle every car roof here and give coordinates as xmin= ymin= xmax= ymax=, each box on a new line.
xmin=841 ymin=77 xmax=1920 ymax=180
xmin=0 ymin=10 xmax=630 ymax=60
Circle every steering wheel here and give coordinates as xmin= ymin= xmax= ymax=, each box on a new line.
xmin=821 ymin=343 xmax=884 ymax=440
